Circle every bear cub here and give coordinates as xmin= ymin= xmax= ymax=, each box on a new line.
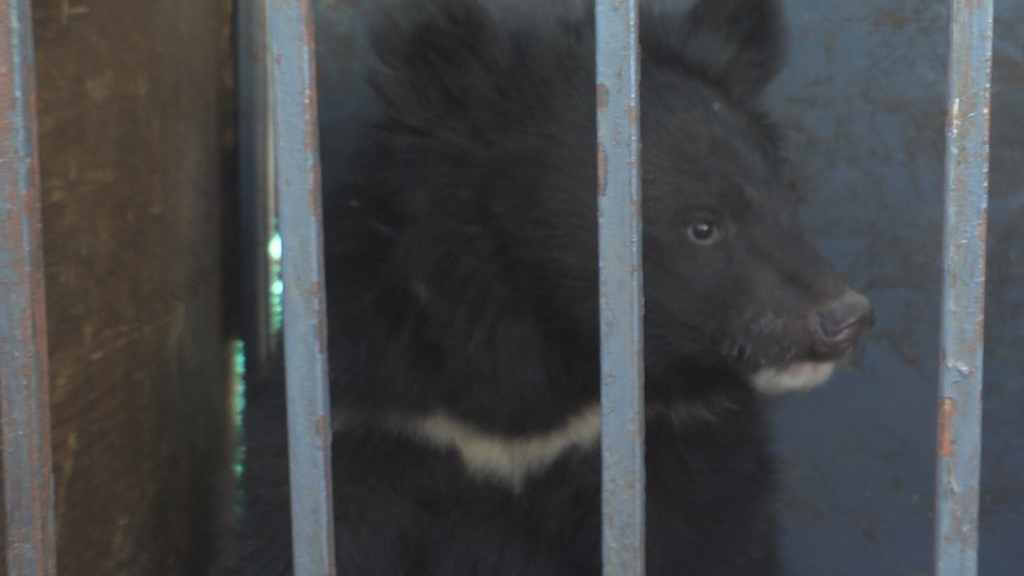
xmin=226 ymin=0 xmax=873 ymax=574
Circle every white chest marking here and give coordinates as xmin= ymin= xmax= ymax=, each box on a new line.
xmin=381 ymin=399 xmax=723 ymax=492
xmin=393 ymin=403 xmax=602 ymax=492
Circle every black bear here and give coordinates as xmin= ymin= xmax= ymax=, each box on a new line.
xmin=224 ymin=0 xmax=873 ymax=574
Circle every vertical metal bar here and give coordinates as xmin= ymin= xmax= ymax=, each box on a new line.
xmin=265 ymin=0 xmax=336 ymax=575
xmin=934 ymin=0 xmax=993 ymax=573
xmin=238 ymin=0 xmax=275 ymax=367
xmin=595 ymin=1 xmax=645 ymax=575
xmin=0 ymin=0 xmax=58 ymax=574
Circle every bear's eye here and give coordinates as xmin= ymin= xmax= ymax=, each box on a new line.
xmin=687 ymin=220 xmax=721 ymax=245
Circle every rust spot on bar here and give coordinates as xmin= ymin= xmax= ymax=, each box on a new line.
xmin=597 ymin=143 xmax=607 ymax=197
xmin=938 ymin=397 xmax=956 ymax=458
xmin=304 ymin=78 xmax=318 ymax=154
xmin=310 ymin=279 xmax=324 ymax=301
xmin=317 ymin=413 xmax=328 ymax=441
xmin=626 ymin=104 xmax=636 ymax=125
xmin=596 ymin=83 xmax=609 ymax=112
xmin=976 ymin=214 xmax=988 ymax=251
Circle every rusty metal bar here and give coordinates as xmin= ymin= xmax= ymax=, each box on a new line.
xmin=265 ymin=0 xmax=336 ymax=574
xmin=0 ymin=0 xmax=58 ymax=574
xmin=595 ymin=0 xmax=645 ymax=574
xmin=934 ymin=0 xmax=994 ymax=573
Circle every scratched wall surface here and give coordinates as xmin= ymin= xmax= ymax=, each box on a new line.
xmin=29 ymin=0 xmax=234 ymax=573
xmin=312 ymin=0 xmax=1024 ymax=574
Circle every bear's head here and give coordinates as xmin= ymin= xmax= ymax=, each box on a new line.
xmin=328 ymin=0 xmax=872 ymax=430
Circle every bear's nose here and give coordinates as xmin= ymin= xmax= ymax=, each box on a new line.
xmin=812 ymin=291 xmax=874 ymax=350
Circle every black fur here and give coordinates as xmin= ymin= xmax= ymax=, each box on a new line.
xmin=225 ymin=0 xmax=869 ymax=574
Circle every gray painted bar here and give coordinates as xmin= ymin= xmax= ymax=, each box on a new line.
xmin=934 ymin=0 xmax=994 ymax=573
xmin=595 ymin=0 xmax=646 ymax=574
xmin=0 ymin=0 xmax=58 ymax=574
xmin=266 ymin=0 xmax=337 ymax=574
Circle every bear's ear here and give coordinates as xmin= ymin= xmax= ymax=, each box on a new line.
xmin=642 ymin=0 xmax=786 ymax=103
xmin=365 ymin=0 xmax=508 ymax=132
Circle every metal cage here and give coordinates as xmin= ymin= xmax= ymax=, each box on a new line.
xmin=0 ymin=0 xmax=1003 ymax=574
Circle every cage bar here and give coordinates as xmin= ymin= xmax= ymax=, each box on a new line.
xmin=595 ymin=0 xmax=646 ymax=574
xmin=934 ymin=0 xmax=994 ymax=573
xmin=0 ymin=1 xmax=58 ymax=575
xmin=265 ymin=0 xmax=337 ymax=574
xmin=238 ymin=0 xmax=276 ymax=368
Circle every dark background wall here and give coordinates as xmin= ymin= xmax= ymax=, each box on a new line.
xmin=28 ymin=0 xmax=235 ymax=573
xmin=312 ymin=0 xmax=1024 ymax=574
xmin=765 ymin=1 xmax=1024 ymax=574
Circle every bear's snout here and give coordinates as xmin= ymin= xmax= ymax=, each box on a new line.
xmin=811 ymin=290 xmax=874 ymax=354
